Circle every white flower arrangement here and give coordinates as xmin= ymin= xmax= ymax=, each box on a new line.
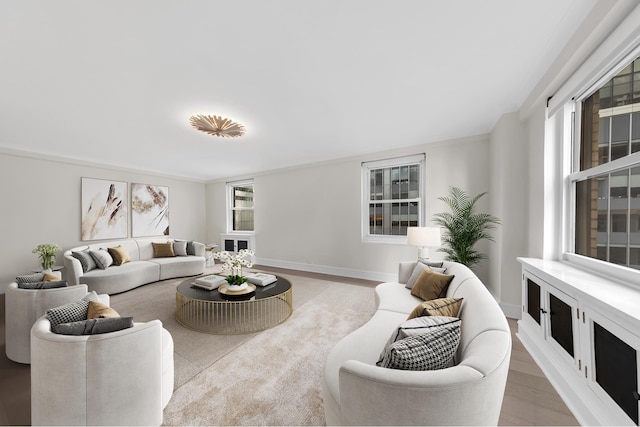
xmin=32 ymin=243 xmax=61 ymax=270
xmin=212 ymin=249 xmax=255 ymax=285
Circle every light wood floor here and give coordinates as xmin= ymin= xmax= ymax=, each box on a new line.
xmin=499 ymin=318 xmax=579 ymax=425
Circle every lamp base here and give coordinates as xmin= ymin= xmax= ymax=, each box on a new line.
xmin=417 ymin=247 xmax=430 ymax=261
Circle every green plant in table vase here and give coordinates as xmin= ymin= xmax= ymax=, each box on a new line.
xmin=32 ymin=243 xmax=61 ymax=272
xmin=212 ymin=249 xmax=255 ymax=290
xmin=432 ymin=187 xmax=500 ymax=269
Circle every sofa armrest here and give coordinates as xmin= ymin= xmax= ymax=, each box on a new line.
xmin=398 ymin=261 xmax=417 ymax=284
xmin=193 ymin=241 xmax=205 ymax=257
xmin=339 ymin=360 xmax=496 ymax=426
xmin=63 ymin=252 xmax=83 ymax=286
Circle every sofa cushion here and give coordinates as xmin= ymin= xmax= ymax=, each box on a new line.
xmin=152 ymin=242 xmax=175 ymax=257
xmin=87 ymin=300 xmax=120 ymax=318
xmin=173 ymin=240 xmax=188 ymax=256
xmin=17 ymin=280 xmax=68 ymax=289
xmin=72 ymin=249 xmax=97 ymax=273
xmin=376 ymin=319 xmax=461 ymax=370
xmin=151 ymin=256 xmax=205 ymax=280
xmin=79 ymin=261 xmax=160 ymax=295
xmin=410 ymin=269 xmax=455 ymax=301
xmin=407 ymin=297 xmax=463 ymax=319
xmin=54 ymin=317 xmax=134 ymax=335
xmin=90 ymin=249 xmax=114 ymax=269
xmin=108 ymin=246 xmax=132 ymax=266
xmin=46 ymin=291 xmax=98 ymax=331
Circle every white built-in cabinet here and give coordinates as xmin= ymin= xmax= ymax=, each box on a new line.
xmin=518 ymin=258 xmax=640 ymax=426
xmin=220 ymin=233 xmax=255 ymax=253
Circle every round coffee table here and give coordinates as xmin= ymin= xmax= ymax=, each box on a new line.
xmin=175 ymin=275 xmax=293 ymax=334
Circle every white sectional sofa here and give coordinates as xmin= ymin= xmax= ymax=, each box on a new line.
xmin=63 ymin=238 xmax=205 ymax=295
xmin=323 ymin=260 xmax=512 ymax=426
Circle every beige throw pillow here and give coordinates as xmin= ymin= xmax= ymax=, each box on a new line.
xmin=407 ymin=297 xmax=463 ymax=320
xmin=410 ymin=269 xmax=455 ymax=301
xmin=152 ymin=242 xmax=175 ymax=258
xmin=107 ymin=246 xmax=131 ymax=266
xmin=87 ymin=301 xmax=120 ymax=319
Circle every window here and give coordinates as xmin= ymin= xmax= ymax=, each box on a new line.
xmin=362 ymin=154 xmax=425 ymax=243
xmin=227 ymin=180 xmax=254 ymax=232
xmin=573 ymin=54 xmax=640 ymax=271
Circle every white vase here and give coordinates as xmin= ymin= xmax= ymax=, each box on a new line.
xmin=227 ymin=282 xmax=249 ymax=291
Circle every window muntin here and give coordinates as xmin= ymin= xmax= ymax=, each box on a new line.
xmin=227 ymin=180 xmax=254 ymax=232
xmin=573 ymin=53 xmax=640 ymax=271
xmin=362 ymin=154 xmax=425 ymax=242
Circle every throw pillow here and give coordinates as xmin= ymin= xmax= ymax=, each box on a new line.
xmin=420 ymin=260 xmax=444 ymax=268
xmin=410 ymin=269 xmax=455 ymax=301
xmin=17 ymin=280 xmax=68 ymax=289
xmin=108 ymin=246 xmax=131 ymax=266
xmin=87 ymin=300 xmax=120 ymax=319
xmin=376 ymin=321 xmax=461 ymax=371
xmin=46 ymin=291 xmax=98 ymax=331
xmin=15 ymin=272 xmax=45 ymax=284
xmin=173 ymin=240 xmax=188 ymax=257
xmin=186 ymin=240 xmax=195 ymax=256
xmin=407 ymin=297 xmax=463 ymax=320
xmin=405 ymin=262 xmax=430 ymax=290
xmin=152 ymin=242 xmax=175 ymax=258
xmin=54 ymin=317 xmax=134 ymax=336
xmin=89 ymin=249 xmax=114 ymax=269
xmin=42 ymin=273 xmax=60 ymax=281
xmin=71 ymin=249 xmax=97 ymax=273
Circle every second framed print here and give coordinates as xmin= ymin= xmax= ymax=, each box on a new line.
xmin=131 ymin=183 xmax=169 ymax=237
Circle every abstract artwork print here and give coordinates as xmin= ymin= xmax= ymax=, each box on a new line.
xmin=131 ymin=183 xmax=169 ymax=237
xmin=81 ymin=178 xmax=128 ymax=241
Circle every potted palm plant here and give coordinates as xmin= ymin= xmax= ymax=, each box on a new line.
xmin=432 ymin=187 xmax=500 ymax=268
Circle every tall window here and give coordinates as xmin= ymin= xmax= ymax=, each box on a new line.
xmin=362 ymin=154 xmax=425 ymax=243
xmin=573 ymin=55 xmax=640 ymax=270
xmin=227 ymin=180 xmax=254 ymax=232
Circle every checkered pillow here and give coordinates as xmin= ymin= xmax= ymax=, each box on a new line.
xmin=377 ymin=321 xmax=461 ymax=370
xmin=46 ymin=291 xmax=98 ymax=331
xmin=16 ymin=272 xmax=45 ymax=284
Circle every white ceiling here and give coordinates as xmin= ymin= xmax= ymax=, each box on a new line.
xmin=0 ymin=0 xmax=597 ymax=181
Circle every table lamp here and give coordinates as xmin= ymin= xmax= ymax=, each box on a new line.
xmin=406 ymin=226 xmax=441 ymax=261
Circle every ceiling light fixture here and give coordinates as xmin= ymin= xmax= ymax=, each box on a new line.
xmin=189 ymin=114 xmax=246 ymax=138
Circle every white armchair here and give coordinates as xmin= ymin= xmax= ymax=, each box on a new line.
xmin=30 ymin=314 xmax=174 ymax=426
xmin=5 ymin=283 xmax=90 ymax=364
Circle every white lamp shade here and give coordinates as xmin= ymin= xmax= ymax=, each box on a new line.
xmin=406 ymin=227 xmax=441 ymax=248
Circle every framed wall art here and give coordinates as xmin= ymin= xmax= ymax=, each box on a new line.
xmin=81 ymin=177 xmax=128 ymax=241
xmin=131 ymin=183 xmax=169 ymax=237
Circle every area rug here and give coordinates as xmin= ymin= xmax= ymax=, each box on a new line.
xmin=110 ymin=271 xmax=376 ymax=426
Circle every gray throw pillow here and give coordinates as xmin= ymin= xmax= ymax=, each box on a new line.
xmin=377 ymin=320 xmax=461 ymax=371
xmin=89 ymin=249 xmax=114 ymax=269
xmin=16 ymin=272 xmax=45 ymax=284
xmin=72 ymin=249 xmax=97 ymax=273
xmin=18 ymin=280 xmax=68 ymax=289
xmin=173 ymin=240 xmax=188 ymax=256
xmin=186 ymin=241 xmax=195 ymax=256
xmin=406 ymin=262 xmax=430 ymax=290
xmin=46 ymin=291 xmax=98 ymax=331
xmin=54 ymin=317 xmax=134 ymax=335
xmin=420 ymin=260 xmax=444 ymax=268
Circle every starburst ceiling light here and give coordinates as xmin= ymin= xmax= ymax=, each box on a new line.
xmin=189 ymin=114 xmax=246 ymax=138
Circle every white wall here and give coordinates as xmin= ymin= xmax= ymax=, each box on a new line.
xmin=489 ymin=112 xmax=529 ymax=316
xmin=0 ymin=150 xmax=207 ymax=292
xmin=206 ymin=135 xmax=493 ymax=283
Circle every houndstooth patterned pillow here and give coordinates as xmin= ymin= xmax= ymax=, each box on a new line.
xmin=46 ymin=291 xmax=98 ymax=331
xmin=15 ymin=272 xmax=45 ymax=284
xmin=377 ymin=321 xmax=461 ymax=371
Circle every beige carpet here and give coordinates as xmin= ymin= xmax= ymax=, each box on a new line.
xmin=109 ymin=268 xmax=377 ymax=426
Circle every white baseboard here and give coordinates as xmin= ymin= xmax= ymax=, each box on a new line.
xmin=500 ymin=302 xmax=521 ymax=319
xmin=255 ymin=257 xmax=397 ymax=283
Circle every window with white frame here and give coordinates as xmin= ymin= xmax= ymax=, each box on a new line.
xmin=572 ymin=53 xmax=640 ymax=271
xmin=227 ymin=180 xmax=254 ymax=233
xmin=361 ymin=154 xmax=425 ymax=243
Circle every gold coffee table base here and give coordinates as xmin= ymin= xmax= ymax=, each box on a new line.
xmin=176 ymin=279 xmax=293 ymax=335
